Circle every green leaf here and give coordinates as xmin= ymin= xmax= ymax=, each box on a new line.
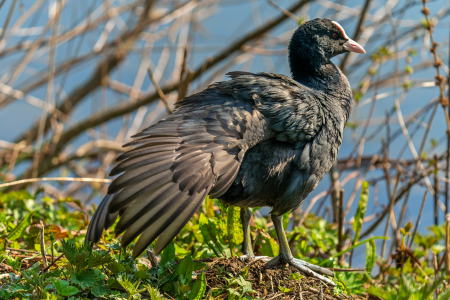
xmin=70 ymin=269 xmax=105 ymax=289
xmin=146 ymin=285 xmax=166 ymax=300
xmin=353 ymin=182 xmax=369 ymax=244
xmin=189 ymin=272 xmax=206 ymax=300
xmin=175 ymin=282 xmax=191 ymax=295
xmin=193 ymin=260 xmax=206 ymax=271
xmin=160 ymin=241 xmax=176 ymax=266
xmin=419 ymin=17 xmax=429 ymax=29
xmin=22 ymin=262 xmax=41 ymax=280
xmin=257 ymin=230 xmax=279 ymax=257
xmin=106 ymin=261 xmax=125 ymax=274
xmin=117 ymin=274 xmax=145 ymax=298
xmin=0 ymin=190 xmax=32 ymax=204
xmin=91 ymin=285 xmax=113 ymax=298
xmin=86 ymin=250 xmax=114 ymax=268
xmin=6 ymin=211 xmax=33 ymax=241
xmin=54 ymin=279 xmax=79 ymax=296
xmin=227 ymin=206 xmax=243 ymax=249
xmin=431 ymin=244 xmax=446 ymax=254
xmin=319 ymin=236 xmax=388 ymax=266
xmin=338 ymin=272 xmax=366 ymax=294
xmin=438 ymin=287 xmax=450 ymax=300
xmin=228 ymin=288 xmax=240 ymax=299
xmin=405 ymin=65 xmax=414 ymax=74
xmin=282 ymin=212 xmax=290 ymax=231
xmin=289 ymin=273 xmax=303 ymax=280
xmin=177 ymin=255 xmax=194 ymax=286
xmin=157 ymin=262 xmax=179 ymax=286
xmin=236 ymin=276 xmax=255 ymax=294
xmin=365 ymin=239 xmax=376 ymax=274
xmin=0 ymin=290 xmax=9 ymax=300
xmin=134 ymin=270 xmax=151 ymax=280
xmin=61 ymin=239 xmax=90 ymax=270
xmin=199 ymin=213 xmax=225 ymax=256
xmin=279 ymin=286 xmax=291 ymax=293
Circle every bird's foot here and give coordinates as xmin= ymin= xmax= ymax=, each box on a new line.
xmin=239 ymin=254 xmax=255 ymax=262
xmin=265 ymin=255 xmax=335 ymax=286
xmin=239 ymin=254 xmax=268 ymax=262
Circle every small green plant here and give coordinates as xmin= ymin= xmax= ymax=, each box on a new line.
xmin=1 ymin=188 xmax=449 ymax=299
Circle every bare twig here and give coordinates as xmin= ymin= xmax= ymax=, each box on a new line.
xmin=446 ymin=214 xmax=450 ymax=275
xmin=0 ymin=0 xmax=18 ymax=43
xmin=39 ymin=221 xmax=48 ymax=269
xmin=0 ymin=177 xmax=112 ymax=189
xmin=147 ymin=66 xmax=172 ymax=112
xmin=409 ymin=191 xmax=428 ymax=248
xmin=434 ymin=155 xmax=440 ymax=226
xmin=266 ymin=0 xmax=300 ymax=23
xmin=339 ymin=0 xmax=372 ymax=73
xmin=147 ymin=249 xmax=159 ymax=268
xmin=337 ymin=189 xmax=344 ymax=262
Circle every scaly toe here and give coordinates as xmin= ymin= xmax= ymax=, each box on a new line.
xmin=264 ymin=255 xmax=335 ymax=286
xmin=292 ymin=258 xmax=334 ymax=276
xmin=289 ymin=258 xmax=335 ymax=286
xmin=239 ymin=254 xmax=255 ymax=262
xmin=264 ymin=255 xmax=281 ymax=269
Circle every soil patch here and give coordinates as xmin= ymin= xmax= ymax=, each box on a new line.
xmin=202 ymin=257 xmax=353 ymax=299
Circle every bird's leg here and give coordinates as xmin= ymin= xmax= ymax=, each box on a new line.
xmin=239 ymin=207 xmax=255 ymax=260
xmin=265 ymin=214 xmax=335 ymax=285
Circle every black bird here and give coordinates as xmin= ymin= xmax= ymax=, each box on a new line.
xmin=85 ymin=18 xmax=365 ymax=284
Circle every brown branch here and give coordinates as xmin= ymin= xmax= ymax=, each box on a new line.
xmin=360 ymin=168 xmax=435 ymax=239
xmin=421 ymin=1 xmax=450 ymax=115
xmin=0 ymin=0 xmax=18 ymax=43
xmin=339 ymin=0 xmax=372 ymax=73
xmin=0 ymin=177 xmax=112 ymax=189
xmin=12 ymin=0 xmax=157 ymax=147
xmin=147 ymin=66 xmax=172 ymax=112
xmin=13 ymin=0 xmax=312 ymax=181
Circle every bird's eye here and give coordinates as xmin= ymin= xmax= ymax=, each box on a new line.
xmin=332 ymin=33 xmax=338 ymax=38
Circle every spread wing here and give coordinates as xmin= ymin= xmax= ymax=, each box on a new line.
xmin=85 ymin=86 xmax=268 ymax=258
xmin=85 ymin=72 xmax=322 ymax=258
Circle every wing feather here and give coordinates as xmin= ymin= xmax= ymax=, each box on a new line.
xmin=107 ymin=158 xmax=174 ymax=194
xmin=153 ymin=189 xmax=209 ymax=255
xmin=108 ymin=170 xmax=173 ymax=212
xmin=84 ymin=194 xmax=118 ymax=244
xmin=135 ymin=189 xmax=209 ymax=257
xmin=110 ymin=152 xmax=175 ymax=176
xmin=85 ymin=73 xmax=285 ymax=258
xmin=116 ymin=144 xmax=179 ymax=162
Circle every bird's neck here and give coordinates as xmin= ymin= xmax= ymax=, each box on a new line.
xmin=291 ymin=59 xmax=334 ymax=88
xmin=292 ymin=60 xmax=353 ymax=122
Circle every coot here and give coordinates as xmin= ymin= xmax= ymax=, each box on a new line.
xmin=86 ymin=18 xmax=365 ymax=284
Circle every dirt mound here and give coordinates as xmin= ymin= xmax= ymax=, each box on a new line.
xmin=203 ymin=257 xmax=350 ymax=299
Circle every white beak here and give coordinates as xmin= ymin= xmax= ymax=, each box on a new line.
xmin=343 ymin=39 xmax=365 ymax=54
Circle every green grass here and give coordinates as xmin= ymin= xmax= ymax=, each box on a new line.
xmin=0 ymin=188 xmax=448 ymax=299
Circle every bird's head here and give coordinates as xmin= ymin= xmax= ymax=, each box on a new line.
xmin=288 ymin=18 xmax=365 ymax=75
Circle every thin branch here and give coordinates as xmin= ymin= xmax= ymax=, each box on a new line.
xmin=147 ymin=66 xmax=172 ymax=112
xmin=339 ymin=0 xmax=372 ymax=73
xmin=409 ymin=191 xmax=428 ymax=248
xmin=0 ymin=177 xmax=112 ymax=189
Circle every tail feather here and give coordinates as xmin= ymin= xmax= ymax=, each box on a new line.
xmin=85 ymin=194 xmax=119 ymax=244
xmin=153 ymin=189 xmax=209 ymax=255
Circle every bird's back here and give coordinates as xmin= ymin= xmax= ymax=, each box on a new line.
xmin=219 ymin=67 xmax=352 ymax=214
xmin=85 ymin=71 xmax=352 ymax=257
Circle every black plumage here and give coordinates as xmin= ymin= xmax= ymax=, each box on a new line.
xmin=85 ymin=18 xmax=365 ymax=282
